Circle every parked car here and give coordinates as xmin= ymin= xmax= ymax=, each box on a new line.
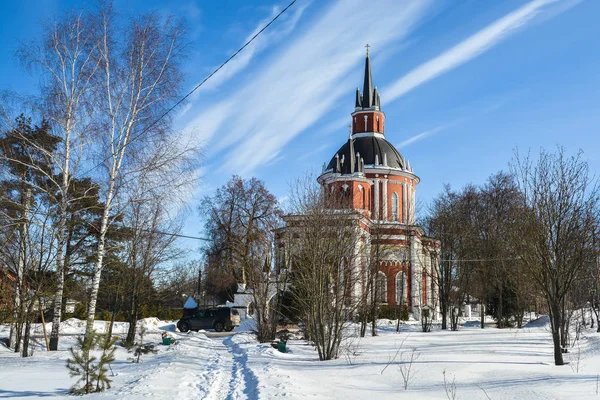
xmin=177 ymin=307 xmax=240 ymax=332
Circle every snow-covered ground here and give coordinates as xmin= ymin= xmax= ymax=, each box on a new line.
xmin=1 ymin=317 xmax=600 ymax=399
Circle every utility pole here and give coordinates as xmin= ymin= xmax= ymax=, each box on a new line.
xmin=196 ymin=264 xmax=203 ymax=306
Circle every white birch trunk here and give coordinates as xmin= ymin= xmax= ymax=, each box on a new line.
xmin=83 ymin=8 xmax=187 ymax=337
xmin=85 ymin=175 xmax=115 ymax=337
xmin=49 ymin=173 xmax=68 ymax=350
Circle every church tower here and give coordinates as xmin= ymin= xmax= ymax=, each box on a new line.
xmin=280 ymin=48 xmax=440 ymax=321
xmin=319 ymin=50 xmax=418 ymax=225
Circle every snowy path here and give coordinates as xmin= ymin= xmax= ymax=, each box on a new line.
xmin=94 ymin=333 xmax=264 ymax=400
xmin=0 ymin=319 xmax=293 ymax=400
xmin=199 ymin=336 xmax=260 ymax=399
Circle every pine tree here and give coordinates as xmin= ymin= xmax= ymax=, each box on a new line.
xmin=66 ymin=332 xmax=118 ymax=394
xmin=95 ymin=334 xmax=118 ymax=392
xmin=0 ymin=115 xmax=60 ymax=352
xmin=66 ymin=334 xmax=98 ymax=394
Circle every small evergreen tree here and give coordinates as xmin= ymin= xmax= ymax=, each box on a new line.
xmin=95 ymin=333 xmax=118 ymax=392
xmin=66 ymin=334 xmax=98 ymax=395
xmin=66 ymin=332 xmax=118 ymax=394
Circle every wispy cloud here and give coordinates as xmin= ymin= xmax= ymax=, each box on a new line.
xmin=189 ymin=3 xmax=308 ymax=99
xmin=183 ymin=0 xmax=434 ymax=175
xmin=384 ymin=0 xmax=573 ymax=103
xmin=298 ymin=142 xmax=334 ymax=161
xmin=396 ymin=92 xmax=517 ymax=148
xmin=397 ymin=125 xmax=448 ymax=149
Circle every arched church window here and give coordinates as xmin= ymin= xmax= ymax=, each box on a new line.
xmin=392 ymin=192 xmax=399 ymax=221
xmin=395 ymin=271 xmax=406 ymax=305
xmin=342 ymin=184 xmax=350 ymax=198
xmin=376 ymin=271 xmax=387 ymax=303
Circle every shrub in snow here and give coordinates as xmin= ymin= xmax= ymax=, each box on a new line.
xmin=340 ymin=333 xmax=363 ymax=365
xmin=398 ymin=348 xmax=420 ymax=390
xmin=443 ymin=370 xmax=457 ymax=400
xmin=66 ymin=332 xmax=118 ymax=394
xmin=378 ymin=304 xmax=409 ymax=321
xmin=568 ymin=341 xmax=582 ymax=373
xmin=129 ymin=325 xmax=157 ymax=363
xmin=421 ymin=308 xmax=433 ymax=333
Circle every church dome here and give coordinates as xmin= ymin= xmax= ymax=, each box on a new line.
xmin=326 ymin=136 xmax=405 ymax=174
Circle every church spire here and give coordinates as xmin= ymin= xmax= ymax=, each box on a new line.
xmin=362 ymin=44 xmax=373 ymax=108
xmin=351 ymin=46 xmax=385 ymax=137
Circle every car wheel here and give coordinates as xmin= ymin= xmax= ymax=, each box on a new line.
xmin=179 ymin=321 xmax=190 ymax=332
xmin=214 ymin=321 xmax=224 ymax=332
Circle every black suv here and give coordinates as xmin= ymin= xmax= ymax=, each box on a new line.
xmin=177 ymin=308 xmax=240 ymax=332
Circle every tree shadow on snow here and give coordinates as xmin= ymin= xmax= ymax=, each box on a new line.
xmin=0 ymin=388 xmax=68 ymax=398
xmin=414 ymin=374 xmax=599 ymax=394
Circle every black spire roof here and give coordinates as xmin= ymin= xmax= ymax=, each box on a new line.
xmin=355 ymin=51 xmax=380 ymax=110
xmin=362 ymin=54 xmax=373 ymax=108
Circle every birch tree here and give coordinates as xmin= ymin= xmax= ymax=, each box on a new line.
xmin=16 ymin=8 xmax=101 ymax=350
xmin=84 ymin=5 xmax=190 ymax=336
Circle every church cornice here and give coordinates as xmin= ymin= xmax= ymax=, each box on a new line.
xmin=317 ymin=170 xmax=372 ymax=184
xmin=351 ymin=132 xmax=385 ymax=139
xmin=351 ymin=109 xmax=386 ymax=117
xmin=318 ymin=168 xmax=420 ymax=185
xmin=364 ymin=167 xmax=420 ymax=183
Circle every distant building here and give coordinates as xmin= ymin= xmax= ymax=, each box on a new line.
xmin=33 ymin=297 xmax=79 ymax=314
xmin=276 ymin=51 xmax=440 ymax=320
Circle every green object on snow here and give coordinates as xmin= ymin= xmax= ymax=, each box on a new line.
xmin=162 ymin=337 xmax=172 ymax=346
xmin=277 ymin=342 xmax=286 ymax=353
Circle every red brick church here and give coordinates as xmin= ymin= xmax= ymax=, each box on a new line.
xmin=279 ymin=50 xmax=440 ymax=320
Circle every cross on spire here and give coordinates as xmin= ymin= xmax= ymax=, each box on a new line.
xmin=365 ymin=43 xmax=370 ymax=57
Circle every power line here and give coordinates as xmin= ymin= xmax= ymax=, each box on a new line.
xmin=439 ymin=258 xmax=520 ymax=263
xmin=3 ymin=205 xmax=210 ymax=242
xmin=81 ymin=0 xmax=298 ymax=177
xmin=151 ymin=229 xmax=209 ymax=241
xmin=2 ymin=4 xmax=298 ymax=250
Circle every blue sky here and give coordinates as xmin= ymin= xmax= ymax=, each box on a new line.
xmin=0 ymin=0 xmax=599 ymax=250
